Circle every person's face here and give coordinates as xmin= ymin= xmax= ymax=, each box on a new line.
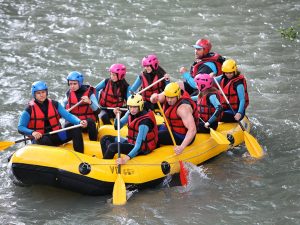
xmin=110 ymin=72 xmax=118 ymax=82
xmin=224 ymin=72 xmax=235 ymax=79
xmin=34 ymin=90 xmax=47 ymax=103
xmin=129 ymin=106 xmax=139 ymax=115
xmin=69 ymin=80 xmax=80 ymax=91
xmin=166 ymin=96 xmax=178 ymax=106
xmin=144 ymin=65 xmax=153 ymax=73
xmin=194 ymin=48 xmax=204 ymax=59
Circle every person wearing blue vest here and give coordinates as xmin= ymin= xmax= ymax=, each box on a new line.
xmin=18 ymin=81 xmax=87 ymax=153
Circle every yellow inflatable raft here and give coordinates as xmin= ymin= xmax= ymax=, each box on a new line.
xmin=9 ymin=117 xmax=251 ymax=195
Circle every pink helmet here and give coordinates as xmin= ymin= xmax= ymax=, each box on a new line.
xmin=109 ymin=64 xmax=126 ymax=80
xmin=194 ymin=73 xmax=213 ymax=91
xmin=192 ymin=39 xmax=212 ymax=55
xmin=142 ymin=54 xmax=159 ymax=70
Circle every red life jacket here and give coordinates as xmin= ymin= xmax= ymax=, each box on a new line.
xmin=219 ymin=74 xmax=249 ymax=111
xmin=66 ymin=86 xmax=97 ymax=121
xmin=140 ymin=73 xmax=165 ymax=102
xmin=127 ymin=111 xmax=158 ymax=152
xmin=191 ymin=52 xmax=224 ymax=77
xmin=28 ymin=99 xmax=61 ymax=134
xmin=164 ymin=91 xmax=198 ymax=135
xmin=99 ymin=79 xmax=125 ymax=107
xmin=197 ymin=91 xmax=223 ymax=122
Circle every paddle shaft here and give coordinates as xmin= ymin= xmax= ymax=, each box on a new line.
xmin=213 ymin=77 xmax=246 ymax=131
xmin=117 ymin=112 xmax=121 ymax=174
xmin=100 ymin=106 xmax=128 ymax=111
xmin=14 ymin=124 xmax=83 ymax=144
xmin=67 ymin=100 xmax=84 ymax=112
xmin=157 ymin=101 xmax=176 ymax=146
xmin=137 ymin=77 xmax=165 ymax=95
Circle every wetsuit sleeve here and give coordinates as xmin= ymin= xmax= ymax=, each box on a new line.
xmin=207 ymin=94 xmax=223 ymax=124
xmin=127 ymin=124 xmax=149 ymax=158
xmin=89 ymin=93 xmax=100 ymax=111
xmin=114 ymin=111 xmax=129 ymax=130
xmin=182 ymin=72 xmax=197 ymax=89
xmin=236 ymin=84 xmax=246 ymax=114
xmin=95 ymin=79 xmax=106 ymax=101
xmin=202 ymin=62 xmax=217 ymax=74
xmin=62 ymin=97 xmax=68 ymax=108
xmin=191 ymin=95 xmax=198 ymax=102
xmin=18 ymin=110 xmax=34 ymax=135
xmin=129 ymin=76 xmax=142 ymax=94
xmin=126 ymin=86 xmax=131 ymax=99
xmin=57 ymin=103 xmax=81 ymax=125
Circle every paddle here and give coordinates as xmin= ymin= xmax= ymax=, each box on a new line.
xmin=199 ymin=118 xmax=230 ymax=145
xmin=99 ymin=106 xmax=127 ymax=111
xmin=0 ymin=124 xmax=82 ymax=151
xmin=112 ymin=112 xmax=127 ymax=205
xmin=137 ymin=77 xmax=165 ymax=95
xmin=157 ymin=101 xmax=188 ymax=186
xmin=67 ymin=99 xmax=84 ymax=112
xmin=213 ymin=77 xmax=264 ymax=158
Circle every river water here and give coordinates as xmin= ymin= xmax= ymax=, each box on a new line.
xmin=0 ymin=0 xmax=299 ymax=224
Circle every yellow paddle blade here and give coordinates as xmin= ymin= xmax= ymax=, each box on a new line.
xmin=112 ymin=174 xmax=127 ymax=205
xmin=0 ymin=141 xmax=15 ymax=151
xmin=244 ymin=131 xmax=264 ymax=158
xmin=210 ymin=128 xmax=230 ymax=145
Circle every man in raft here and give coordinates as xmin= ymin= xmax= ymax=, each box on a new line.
xmin=179 ymin=38 xmax=225 ymax=96
xmin=63 ymin=71 xmax=99 ymax=141
xmin=18 ymin=81 xmax=87 ymax=153
xmin=150 ymin=82 xmax=197 ymax=155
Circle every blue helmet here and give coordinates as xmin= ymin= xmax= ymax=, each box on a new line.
xmin=67 ymin=71 xmax=84 ymax=87
xmin=31 ymin=81 xmax=48 ymax=98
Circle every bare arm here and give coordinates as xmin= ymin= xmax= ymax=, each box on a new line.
xmin=175 ymin=104 xmax=197 ymax=154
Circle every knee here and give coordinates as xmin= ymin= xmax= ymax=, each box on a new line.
xmin=100 ymin=135 xmax=115 ymax=152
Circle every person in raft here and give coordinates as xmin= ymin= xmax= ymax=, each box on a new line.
xmin=192 ymin=73 xmax=223 ymax=133
xmin=18 ymin=81 xmax=87 ymax=153
xmin=179 ymin=38 xmax=225 ymax=96
xmin=95 ymin=63 xmax=130 ymax=125
xmin=214 ymin=59 xmax=249 ymax=122
xmin=63 ymin=71 xmax=99 ymax=141
xmin=100 ymin=93 xmax=158 ymax=165
xmin=150 ymin=82 xmax=197 ymax=155
xmin=130 ymin=54 xmax=170 ymax=111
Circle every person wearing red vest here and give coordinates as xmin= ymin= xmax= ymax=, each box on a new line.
xmin=101 ymin=94 xmax=158 ymax=165
xmin=18 ymin=81 xmax=87 ymax=153
xmin=179 ymin=39 xmax=225 ymax=96
xmin=150 ymin=82 xmax=197 ymax=155
xmin=95 ymin=64 xmax=130 ymax=124
xmin=63 ymin=71 xmax=99 ymax=141
xmin=193 ymin=73 xmax=223 ymax=133
xmin=130 ymin=54 xmax=170 ymax=110
xmin=214 ymin=59 xmax=249 ymax=122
